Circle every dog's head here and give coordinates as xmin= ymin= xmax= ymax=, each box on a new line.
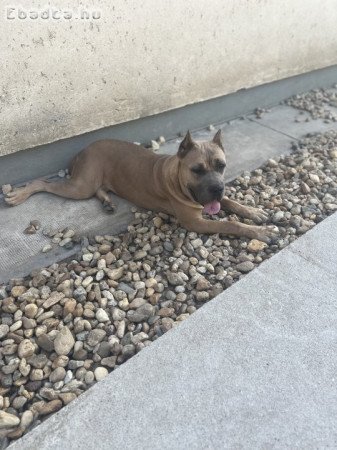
xmin=177 ymin=130 xmax=226 ymax=214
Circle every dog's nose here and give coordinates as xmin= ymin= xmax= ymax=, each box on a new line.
xmin=209 ymin=184 xmax=224 ymax=196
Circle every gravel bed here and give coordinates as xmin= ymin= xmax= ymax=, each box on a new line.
xmin=286 ymin=86 xmax=337 ymax=122
xmin=0 ymin=130 xmax=337 ymax=446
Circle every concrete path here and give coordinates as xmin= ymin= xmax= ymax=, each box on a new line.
xmin=11 ymin=212 xmax=337 ymax=450
xmin=1 ymin=100 xmax=337 ymax=283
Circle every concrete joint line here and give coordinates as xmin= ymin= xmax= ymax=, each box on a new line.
xmin=248 ymin=117 xmax=299 ymax=141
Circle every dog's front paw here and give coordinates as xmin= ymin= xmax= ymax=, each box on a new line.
xmin=253 ymin=225 xmax=279 ymax=244
xmin=245 ymin=207 xmax=269 ymax=224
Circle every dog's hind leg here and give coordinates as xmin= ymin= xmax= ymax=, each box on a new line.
xmin=95 ymin=187 xmax=116 ymax=213
xmin=5 ymin=178 xmax=97 ymax=206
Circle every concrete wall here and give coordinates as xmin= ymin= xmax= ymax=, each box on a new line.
xmin=1 ymin=0 xmax=337 ymax=157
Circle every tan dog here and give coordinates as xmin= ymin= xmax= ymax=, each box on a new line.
xmin=5 ymin=130 xmax=278 ymax=243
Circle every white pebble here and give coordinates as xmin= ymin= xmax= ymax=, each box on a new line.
xmin=96 ymin=308 xmax=110 ymax=322
xmin=94 ymin=367 xmax=108 ymax=381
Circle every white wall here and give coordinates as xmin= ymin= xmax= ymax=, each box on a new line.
xmin=1 ymin=0 xmax=337 ymax=156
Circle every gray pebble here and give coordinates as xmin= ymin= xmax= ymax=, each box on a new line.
xmin=236 ymin=261 xmax=255 ymax=273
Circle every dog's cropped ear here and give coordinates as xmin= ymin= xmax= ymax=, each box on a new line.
xmin=177 ymin=130 xmax=196 ymax=158
xmin=213 ymin=129 xmax=224 ymax=151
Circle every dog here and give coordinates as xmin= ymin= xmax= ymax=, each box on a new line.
xmin=5 ymin=130 xmax=278 ymax=243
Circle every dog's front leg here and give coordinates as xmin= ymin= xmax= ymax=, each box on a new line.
xmin=221 ymin=197 xmax=269 ymax=224
xmin=181 ymin=216 xmax=278 ymax=243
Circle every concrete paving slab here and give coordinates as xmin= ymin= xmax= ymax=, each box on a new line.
xmin=0 ymin=115 xmax=293 ymax=283
xmin=249 ymin=104 xmax=337 ymax=140
xmin=287 ymin=211 xmax=337 ymax=277
xmin=0 ymin=191 xmax=133 ymax=283
xmin=11 ymin=212 xmax=337 ymax=450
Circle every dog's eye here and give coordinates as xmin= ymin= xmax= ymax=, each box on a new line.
xmin=191 ymin=166 xmax=206 ymax=176
xmin=216 ymin=162 xmax=226 ymax=172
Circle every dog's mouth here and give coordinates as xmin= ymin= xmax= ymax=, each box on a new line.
xmin=202 ymin=200 xmax=221 ymax=215
xmin=188 ymin=187 xmax=221 ymax=215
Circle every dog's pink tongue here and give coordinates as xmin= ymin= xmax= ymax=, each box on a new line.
xmin=203 ymin=200 xmax=221 ymax=215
